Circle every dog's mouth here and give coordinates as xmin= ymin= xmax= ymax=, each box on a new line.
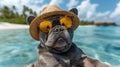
xmin=54 ymin=37 xmax=68 ymax=45
xmin=56 ymin=37 xmax=66 ymax=43
xmin=53 ymin=45 xmax=71 ymax=51
xmin=52 ymin=37 xmax=71 ymax=51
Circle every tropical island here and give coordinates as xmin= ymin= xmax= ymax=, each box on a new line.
xmin=0 ymin=5 xmax=117 ymax=26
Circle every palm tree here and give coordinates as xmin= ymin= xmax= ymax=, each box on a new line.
xmin=33 ymin=11 xmax=37 ymax=16
xmin=2 ymin=6 xmax=11 ymax=18
xmin=12 ymin=5 xmax=16 ymax=10
xmin=22 ymin=5 xmax=30 ymax=17
xmin=29 ymin=8 xmax=33 ymax=15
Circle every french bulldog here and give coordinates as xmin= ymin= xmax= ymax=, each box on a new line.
xmin=25 ymin=8 xmax=119 ymax=67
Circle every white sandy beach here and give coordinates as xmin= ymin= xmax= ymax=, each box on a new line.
xmin=0 ymin=22 xmax=29 ymax=30
xmin=0 ymin=22 xmax=95 ymax=30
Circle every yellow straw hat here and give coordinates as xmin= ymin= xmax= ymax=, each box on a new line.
xmin=29 ymin=5 xmax=80 ymax=40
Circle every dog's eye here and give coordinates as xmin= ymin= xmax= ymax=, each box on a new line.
xmin=39 ymin=20 xmax=52 ymax=32
xmin=60 ymin=16 xmax=72 ymax=28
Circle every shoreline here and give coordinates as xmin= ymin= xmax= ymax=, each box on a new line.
xmin=0 ymin=22 xmax=29 ymax=30
xmin=1 ymin=22 xmax=118 ymax=30
xmin=0 ymin=22 xmax=96 ymax=29
xmin=0 ymin=22 xmax=95 ymax=30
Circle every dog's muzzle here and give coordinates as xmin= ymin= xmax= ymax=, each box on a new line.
xmin=44 ymin=25 xmax=72 ymax=53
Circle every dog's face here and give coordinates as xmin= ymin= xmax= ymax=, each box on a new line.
xmin=27 ymin=8 xmax=78 ymax=53
xmin=39 ymin=20 xmax=73 ymax=53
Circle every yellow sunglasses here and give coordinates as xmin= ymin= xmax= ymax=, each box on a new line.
xmin=39 ymin=16 xmax=73 ymax=32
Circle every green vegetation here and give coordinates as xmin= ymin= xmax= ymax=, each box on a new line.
xmin=80 ymin=20 xmax=94 ymax=25
xmin=0 ymin=5 xmax=93 ymax=25
xmin=0 ymin=5 xmax=37 ymax=24
xmin=0 ymin=17 xmax=26 ymax=24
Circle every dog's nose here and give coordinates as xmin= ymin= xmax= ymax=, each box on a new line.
xmin=54 ymin=26 xmax=64 ymax=33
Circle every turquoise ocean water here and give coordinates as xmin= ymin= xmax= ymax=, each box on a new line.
xmin=0 ymin=26 xmax=120 ymax=67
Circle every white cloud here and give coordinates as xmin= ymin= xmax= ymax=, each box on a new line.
xmin=96 ymin=11 xmax=110 ymax=17
xmin=95 ymin=11 xmax=111 ymax=20
xmin=66 ymin=0 xmax=78 ymax=9
xmin=77 ymin=0 xmax=98 ymax=20
xmin=0 ymin=0 xmax=63 ymax=15
xmin=49 ymin=0 xmax=62 ymax=5
xmin=0 ymin=0 xmax=119 ymax=24
xmin=110 ymin=1 xmax=120 ymax=18
xmin=0 ymin=0 xmax=45 ymax=14
xmin=0 ymin=0 xmax=29 ymax=7
xmin=35 ymin=0 xmax=44 ymax=4
xmin=76 ymin=0 xmax=111 ymax=21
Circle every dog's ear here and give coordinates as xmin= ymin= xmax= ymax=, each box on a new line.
xmin=69 ymin=8 xmax=78 ymax=15
xmin=27 ymin=16 xmax=35 ymax=25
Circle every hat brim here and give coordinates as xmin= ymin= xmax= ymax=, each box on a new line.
xmin=29 ymin=11 xmax=80 ymax=40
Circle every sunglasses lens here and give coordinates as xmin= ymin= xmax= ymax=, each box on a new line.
xmin=60 ymin=16 xmax=72 ymax=28
xmin=39 ymin=20 xmax=52 ymax=32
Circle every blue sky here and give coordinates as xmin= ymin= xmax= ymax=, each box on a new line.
xmin=0 ymin=0 xmax=120 ymax=24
